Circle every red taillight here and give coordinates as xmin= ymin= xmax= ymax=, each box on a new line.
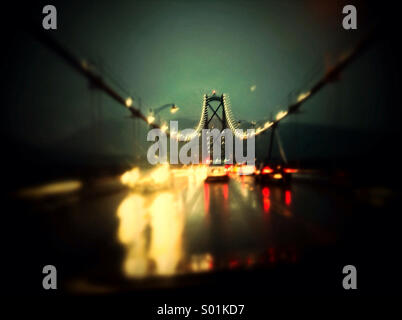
xmin=284 ymin=168 xmax=298 ymax=173
xmin=229 ymin=260 xmax=239 ymax=269
xmin=262 ymin=166 xmax=273 ymax=174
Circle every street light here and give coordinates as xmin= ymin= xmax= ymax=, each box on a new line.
xmin=150 ymin=103 xmax=179 ymax=116
xmin=170 ymin=104 xmax=179 ymax=114
xmin=148 ymin=103 xmax=180 ymax=125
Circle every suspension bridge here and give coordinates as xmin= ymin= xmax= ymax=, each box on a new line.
xmin=27 ymin=23 xmax=380 ymax=166
xmin=5 ymin=8 xmax=401 ymax=297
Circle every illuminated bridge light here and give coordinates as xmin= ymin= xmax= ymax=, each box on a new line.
xmin=276 ymin=110 xmax=288 ymax=121
xmin=147 ymin=114 xmax=155 ymax=124
xmin=161 ymin=123 xmax=168 ymax=132
xmin=125 ymin=97 xmax=133 ymax=108
xmin=184 ymin=133 xmax=195 ymax=141
xmin=264 ymin=121 xmax=273 ymax=129
xmin=297 ymin=91 xmax=311 ymax=102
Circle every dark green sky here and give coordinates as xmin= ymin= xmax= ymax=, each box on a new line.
xmin=2 ymin=0 xmax=401 ymax=153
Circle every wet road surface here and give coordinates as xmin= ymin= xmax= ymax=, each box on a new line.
xmin=5 ymin=165 xmax=401 ymax=295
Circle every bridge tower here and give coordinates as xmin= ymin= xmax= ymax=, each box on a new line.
xmin=203 ymin=92 xmax=228 ymax=163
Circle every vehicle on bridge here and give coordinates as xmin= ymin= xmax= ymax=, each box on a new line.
xmin=255 ymin=163 xmax=297 ymax=185
xmin=205 ymin=164 xmax=229 ymax=182
xmin=230 ymin=163 xmax=256 ymax=176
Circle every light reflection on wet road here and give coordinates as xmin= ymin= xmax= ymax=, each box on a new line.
xmin=115 ymin=167 xmax=338 ymax=280
xmin=15 ymin=166 xmax=346 ymax=292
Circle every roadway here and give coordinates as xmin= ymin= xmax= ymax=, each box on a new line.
xmin=5 ymin=165 xmax=400 ymax=295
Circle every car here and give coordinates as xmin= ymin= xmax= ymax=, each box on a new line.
xmin=231 ymin=163 xmax=256 ymax=176
xmin=205 ymin=164 xmax=229 ymax=182
xmin=237 ymin=164 xmax=256 ymax=176
xmin=255 ymin=163 xmax=297 ymax=184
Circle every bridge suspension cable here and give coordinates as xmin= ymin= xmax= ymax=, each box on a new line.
xmin=173 ymin=27 xmax=378 ymax=141
xmin=30 ymin=23 xmax=379 ymax=142
xmin=229 ymin=28 xmax=377 ymax=140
